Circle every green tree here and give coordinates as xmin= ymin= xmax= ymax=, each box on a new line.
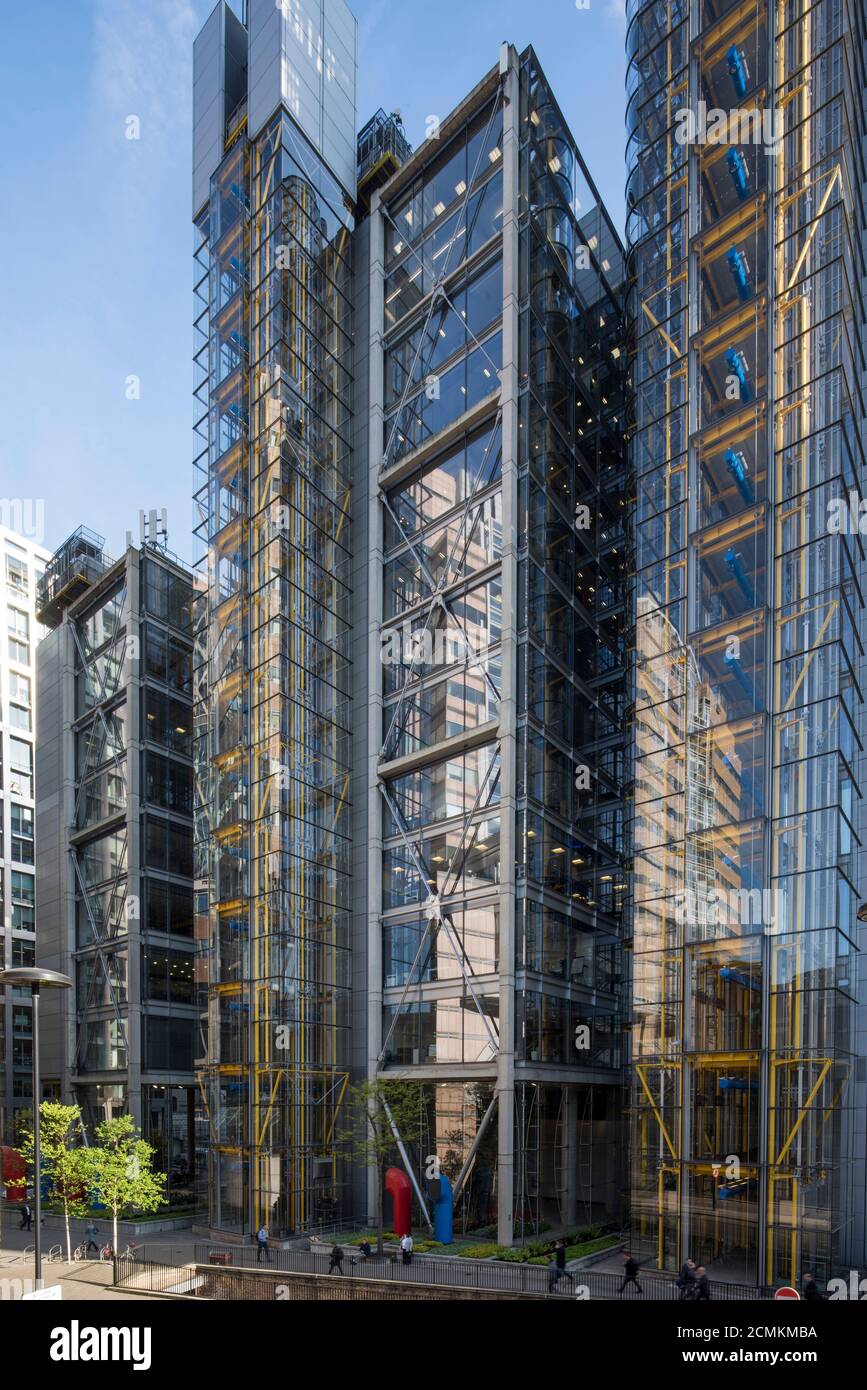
xmin=339 ymin=1079 xmax=425 ymax=1254
xmin=14 ymin=1102 xmax=91 ymax=1262
xmin=83 ymin=1115 xmax=166 ymax=1255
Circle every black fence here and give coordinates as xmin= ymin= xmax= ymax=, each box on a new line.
xmin=114 ymin=1255 xmax=534 ymax=1301
xmin=114 ymin=1256 xmax=203 ymax=1298
xmin=155 ymin=1243 xmax=771 ymax=1301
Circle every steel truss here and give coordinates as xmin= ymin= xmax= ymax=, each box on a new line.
xmin=68 ymin=592 xmax=132 ymax=1069
xmin=373 ymin=84 xmax=508 ymax=1208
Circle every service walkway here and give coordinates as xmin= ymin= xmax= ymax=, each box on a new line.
xmin=116 ymin=1242 xmax=772 ymax=1302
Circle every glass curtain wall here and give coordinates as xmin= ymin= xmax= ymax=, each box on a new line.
xmin=626 ymin=0 xmax=865 ymax=1283
xmin=194 ymin=113 xmax=354 ymax=1235
xmin=378 ymin=92 xmax=506 ymax=1225
xmin=72 ymin=577 xmax=131 ymax=1127
xmin=376 ymin=51 xmax=628 ymax=1241
xmin=514 ymin=51 xmax=629 ymax=1235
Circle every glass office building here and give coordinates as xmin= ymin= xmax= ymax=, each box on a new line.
xmin=626 ymin=0 xmax=866 ymax=1281
xmin=35 ymin=526 xmax=198 ymax=1205
xmin=360 ymin=44 xmax=629 ymax=1243
xmin=192 ymin=0 xmax=357 ymax=1234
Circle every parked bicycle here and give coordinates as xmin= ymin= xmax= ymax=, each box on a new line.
xmin=92 ymin=1241 xmax=137 ymax=1261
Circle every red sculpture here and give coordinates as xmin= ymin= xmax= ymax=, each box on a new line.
xmin=0 ymin=1146 xmax=26 ymax=1201
xmin=385 ymin=1166 xmax=411 ymax=1236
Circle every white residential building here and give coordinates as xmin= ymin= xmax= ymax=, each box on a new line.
xmin=0 ymin=523 xmax=50 ymax=1142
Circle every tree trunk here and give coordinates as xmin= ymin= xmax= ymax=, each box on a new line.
xmin=376 ymin=1163 xmax=384 ymax=1256
xmin=63 ymin=1198 xmax=72 ymax=1263
xmin=112 ymin=1209 xmax=119 ymax=1256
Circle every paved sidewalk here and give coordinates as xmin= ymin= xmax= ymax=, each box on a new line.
xmin=0 ymin=1255 xmax=158 ymax=1301
xmin=0 ymin=1215 xmax=198 ymax=1263
xmin=0 ymin=1216 xmax=200 ymax=1300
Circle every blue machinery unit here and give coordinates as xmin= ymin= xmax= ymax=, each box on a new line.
xmin=725 ymin=447 xmax=754 ymax=503
xmin=726 ymin=148 xmax=750 ymax=199
xmin=724 ymin=545 xmax=756 ymax=606
xmin=726 ymin=246 xmax=753 ymax=301
xmin=726 ymin=45 xmax=750 ymax=100
xmin=725 ymin=347 xmax=753 ymax=402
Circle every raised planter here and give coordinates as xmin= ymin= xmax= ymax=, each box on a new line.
xmin=1 ymin=1202 xmax=195 ymax=1238
xmin=568 ymin=1240 xmax=625 ymax=1271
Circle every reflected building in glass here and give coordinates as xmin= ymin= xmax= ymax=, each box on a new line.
xmin=626 ymin=0 xmax=866 ymax=1282
xmin=192 ymin=0 xmax=357 ymax=1234
xmin=356 ymin=44 xmax=629 ymax=1244
xmin=35 ymin=523 xmax=198 ymax=1205
xmin=192 ymin=5 xmax=629 ymax=1243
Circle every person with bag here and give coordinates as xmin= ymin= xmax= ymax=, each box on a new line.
xmin=400 ymin=1233 xmax=413 ymax=1265
xmin=677 ymin=1258 xmax=696 ymax=1299
xmin=256 ymin=1225 xmax=270 ymax=1264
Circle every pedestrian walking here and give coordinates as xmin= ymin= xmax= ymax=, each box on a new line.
xmin=619 ymin=1252 xmax=643 ymax=1296
xmin=548 ymin=1238 xmax=572 ymax=1292
xmin=328 ymin=1244 xmax=344 ymax=1274
xmin=256 ymin=1225 xmax=270 ymax=1264
xmin=85 ymin=1221 xmax=99 ymax=1255
xmin=694 ymin=1266 xmax=711 ymax=1301
xmin=677 ymin=1258 xmax=696 ymax=1299
xmin=400 ymin=1233 xmax=413 ymax=1265
xmin=19 ymin=1201 xmax=32 ymax=1232
xmin=803 ymin=1273 xmax=825 ymax=1301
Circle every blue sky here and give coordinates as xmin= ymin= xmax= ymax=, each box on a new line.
xmin=1 ymin=0 xmax=628 ymax=564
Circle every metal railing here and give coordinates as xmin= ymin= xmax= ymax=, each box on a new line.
xmin=116 ymin=1255 xmax=528 ymax=1301
xmin=357 ymin=109 xmax=411 ymax=183
xmin=126 ymin=1243 xmax=771 ymax=1301
xmin=114 ymin=1256 xmax=203 ymax=1298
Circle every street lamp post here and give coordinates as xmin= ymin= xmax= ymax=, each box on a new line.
xmin=0 ymin=968 xmax=72 ymax=1289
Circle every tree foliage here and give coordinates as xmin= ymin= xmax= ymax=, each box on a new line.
xmin=15 ymin=1103 xmax=92 ymax=1261
xmin=83 ymin=1115 xmax=166 ymax=1254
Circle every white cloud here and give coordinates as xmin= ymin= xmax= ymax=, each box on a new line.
xmin=87 ymin=0 xmax=202 ymax=230
xmin=91 ymin=0 xmax=200 ymax=147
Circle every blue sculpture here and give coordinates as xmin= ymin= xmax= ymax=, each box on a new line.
xmin=428 ymin=1171 xmax=453 ymax=1244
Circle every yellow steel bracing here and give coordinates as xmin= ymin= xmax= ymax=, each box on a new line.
xmin=767 ymin=0 xmax=813 ymax=1284
xmin=636 ymin=1064 xmax=678 ymax=1160
xmin=784 ymin=166 xmax=840 ymax=293
xmin=199 ymin=126 xmax=352 ymax=1235
xmin=641 ymin=300 xmax=682 ymax=359
xmin=698 ymin=0 xmax=762 ymax=57
xmin=772 ymin=1060 xmax=833 ymax=1168
xmin=629 ymin=0 xmax=860 ymax=1285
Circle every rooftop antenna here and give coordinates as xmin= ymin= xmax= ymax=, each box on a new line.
xmin=127 ymin=508 xmax=168 ymax=551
